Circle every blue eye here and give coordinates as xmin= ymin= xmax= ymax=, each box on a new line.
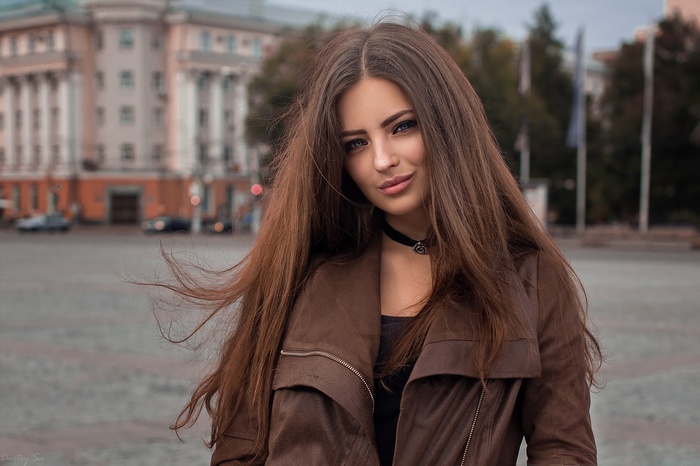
xmin=344 ymin=139 xmax=366 ymax=152
xmin=394 ymin=120 xmax=417 ymax=133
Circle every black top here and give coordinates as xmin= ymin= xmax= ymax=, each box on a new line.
xmin=373 ymin=315 xmax=415 ymax=466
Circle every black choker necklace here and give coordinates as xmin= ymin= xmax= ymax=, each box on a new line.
xmin=382 ymin=219 xmax=428 ymax=255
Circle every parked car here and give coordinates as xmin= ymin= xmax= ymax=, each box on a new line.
xmin=141 ymin=216 xmax=191 ymax=233
xmin=205 ymin=219 xmax=233 ymax=234
xmin=16 ymin=214 xmax=71 ymax=232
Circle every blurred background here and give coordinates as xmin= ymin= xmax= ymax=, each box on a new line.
xmin=0 ymin=0 xmax=698 ymax=237
xmin=1 ymin=0 xmax=699 ymax=465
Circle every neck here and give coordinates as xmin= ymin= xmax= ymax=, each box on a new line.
xmin=382 ymin=218 xmax=428 ymax=255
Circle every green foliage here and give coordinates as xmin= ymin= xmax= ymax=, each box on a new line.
xmin=595 ymin=14 xmax=700 ymax=225
xmin=246 ymin=23 xmax=326 ymax=150
xmin=245 ymin=7 xmax=700 ymax=227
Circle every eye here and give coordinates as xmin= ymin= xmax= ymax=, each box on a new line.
xmin=393 ymin=119 xmax=417 ymax=134
xmin=344 ymin=139 xmax=367 ymax=153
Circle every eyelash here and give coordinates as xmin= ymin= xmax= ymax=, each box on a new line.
xmin=344 ymin=139 xmax=366 ymax=153
xmin=343 ymin=119 xmax=418 ymax=153
xmin=393 ymin=119 xmax=417 ymax=133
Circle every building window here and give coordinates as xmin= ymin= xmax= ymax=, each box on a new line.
xmin=198 ymin=109 xmax=208 ymax=127
xmin=223 ymin=145 xmax=232 ymax=164
xmin=222 ymin=76 xmax=232 ymax=92
xmin=152 ymin=144 xmax=163 ymax=162
xmin=95 ymin=30 xmax=103 ymax=50
xmin=120 ymin=106 xmax=134 ymax=124
xmin=223 ymin=110 xmax=232 ymax=126
xmin=96 ymin=144 xmax=105 ymax=163
xmin=30 ymin=184 xmax=38 ymax=210
xmin=153 ymin=107 xmax=163 ymax=126
xmin=226 ymin=35 xmax=236 ymax=54
xmin=119 ymin=29 xmax=134 ymax=49
xmin=151 ymin=71 xmax=162 ymax=91
xmin=200 ymin=31 xmax=211 ymax=51
xmin=198 ymin=144 xmax=208 ymax=166
xmin=10 ymin=37 xmax=17 ymax=56
xmin=96 ymin=107 xmax=105 ymax=126
xmin=197 ymin=74 xmax=208 ymax=91
xmin=47 ymin=31 xmax=55 ymax=51
xmin=0 ymin=112 xmax=4 ymax=129
xmin=96 ymin=71 xmax=104 ymax=90
xmin=120 ymin=70 xmax=134 ymax=89
xmin=51 ymin=107 xmax=59 ymax=124
xmin=52 ymin=144 xmax=60 ymax=165
xmin=16 ymin=146 xmax=22 ymax=166
xmin=120 ymin=143 xmax=135 ymax=161
xmin=151 ymin=32 xmax=161 ymax=50
xmin=28 ymin=35 xmax=36 ymax=54
xmin=33 ymin=146 xmax=41 ymax=166
xmin=15 ymin=110 xmax=22 ymax=128
xmin=252 ymin=37 xmax=262 ymax=58
xmin=33 ymin=109 xmax=40 ymax=129
xmin=0 ymin=148 xmax=5 ymax=165
xmin=12 ymin=186 xmax=20 ymax=212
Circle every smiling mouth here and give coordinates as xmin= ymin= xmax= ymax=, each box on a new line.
xmin=379 ymin=173 xmax=414 ymax=195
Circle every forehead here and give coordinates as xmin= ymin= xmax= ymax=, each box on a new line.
xmin=338 ymin=77 xmax=412 ymax=129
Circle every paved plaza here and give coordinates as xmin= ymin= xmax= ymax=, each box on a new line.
xmin=0 ymin=228 xmax=699 ymax=465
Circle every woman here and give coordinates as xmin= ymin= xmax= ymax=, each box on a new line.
xmin=166 ymin=21 xmax=601 ymax=465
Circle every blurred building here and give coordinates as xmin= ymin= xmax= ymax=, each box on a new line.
xmin=666 ymin=0 xmax=700 ymax=25
xmin=0 ymin=0 xmax=316 ymax=225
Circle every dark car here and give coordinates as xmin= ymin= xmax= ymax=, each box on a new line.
xmin=16 ymin=214 xmax=71 ymax=232
xmin=205 ymin=219 xmax=234 ymax=234
xmin=141 ymin=216 xmax=191 ymax=233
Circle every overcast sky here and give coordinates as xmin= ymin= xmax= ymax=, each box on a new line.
xmin=269 ymin=0 xmax=666 ymax=51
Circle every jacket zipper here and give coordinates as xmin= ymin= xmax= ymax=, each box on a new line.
xmin=460 ymin=382 xmax=487 ymax=466
xmin=280 ymin=349 xmax=375 ymax=412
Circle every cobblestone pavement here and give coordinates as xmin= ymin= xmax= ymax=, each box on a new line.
xmin=1 ymin=229 xmax=699 ymax=465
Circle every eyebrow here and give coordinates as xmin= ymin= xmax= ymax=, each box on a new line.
xmin=340 ymin=109 xmax=414 ymax=138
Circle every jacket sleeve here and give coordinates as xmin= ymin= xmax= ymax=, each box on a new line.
xmin=520 ymin=253 xmax=597 ymax=465
xmin=210 ymin=402 xmax=259 ymax=466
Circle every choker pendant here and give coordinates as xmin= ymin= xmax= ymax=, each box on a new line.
xmin=382 ymin=219 xmax=428 ymax=255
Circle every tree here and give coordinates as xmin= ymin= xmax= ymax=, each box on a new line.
xmin=461 ymin=28 xmax=520 ymax=170
xmin=596 ymin=14 xmax=700 ymax=226
xmin=525 ymin=4 xmax=578 ymax=224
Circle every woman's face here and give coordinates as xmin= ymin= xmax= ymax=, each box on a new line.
xmin=338 ymin=77 xmax=430 ymax=234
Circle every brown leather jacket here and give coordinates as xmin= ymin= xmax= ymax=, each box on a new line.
xmin=212 ymin=241 xmax=597 ymax=465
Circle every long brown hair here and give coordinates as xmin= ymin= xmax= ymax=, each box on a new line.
xmin=159 ymin=20 xmax=601 ymax=463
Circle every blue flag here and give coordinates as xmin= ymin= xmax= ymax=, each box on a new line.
xmin=566 ymin=28 xmax=585 ymax=149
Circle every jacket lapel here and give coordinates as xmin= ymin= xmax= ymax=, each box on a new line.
xmin=276 ymin=239 xmax=382 ymax=438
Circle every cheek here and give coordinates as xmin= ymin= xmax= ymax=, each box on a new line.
xmin=344 ymin=158 xmax=368 ymax=187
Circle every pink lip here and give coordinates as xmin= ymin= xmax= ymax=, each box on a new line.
xmin=379 ymin=173 xmax=414 ymax=195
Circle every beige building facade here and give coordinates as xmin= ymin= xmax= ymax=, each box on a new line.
xmin=0 ymin=0 xmax=308 ymax=225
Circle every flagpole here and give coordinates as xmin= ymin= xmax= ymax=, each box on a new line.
xmin=575 ymin=30 xmax=587 ymax=234
xmin=518 ymin=36 xmax=531 ymax=186
xmin=567 ymin=28 xmax=587 ymax=234
xmin=639 ymin=25 xmax=654 ymax=234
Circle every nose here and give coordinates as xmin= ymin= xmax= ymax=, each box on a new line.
xmin=373 ymin=138 xmax=398 ymax=172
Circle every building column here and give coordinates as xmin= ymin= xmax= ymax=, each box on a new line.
xmin=174 ymin=70 xmax=197 ymax=173
xmin=20 ymin=76 xmax=31 ymax=170
xmin=58 ymin=73 xmax=70 ymax=171
xmin=39 ymin=74 xmax=51 ymax=171
xmin=233 ymin=73 xmax=249 ymax=174
xmin=71 ymin=72 xmax=83 ymax=170
xmin=210 ymin=73 xmax=223 ymax=173
xmin=3 ymin=78 xmax=15 ymax=168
